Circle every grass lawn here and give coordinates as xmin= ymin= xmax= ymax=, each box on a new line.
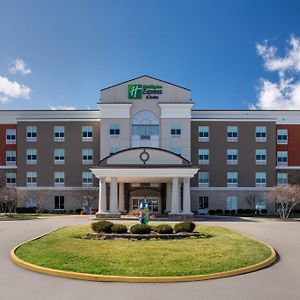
xmin=15 ymin=224 xmax=272 ymax=277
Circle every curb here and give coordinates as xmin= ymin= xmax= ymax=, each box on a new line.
xmin=10 ymin=227 xmax=276 ymax=283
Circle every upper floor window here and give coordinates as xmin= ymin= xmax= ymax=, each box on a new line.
xmin=256 ymin=149 xmax=267 ymax=165
xmin=277 ymin=173 xmax=288 ymax=185
xmin=6 ymin=129 xmax=16 ymax=144
xmin=54 ymin=126 xmax=65 ymax=142
xmin=26 ymin=149 xmax=37 ymax=165
xmin=277 ymin=129 xmax=288 ymax=144
xmin=6 ymin=151 xmax=16 ymax=166
xmin=26 ymin=126 xmax=37 ymax=142
xmin=198 ymin=171 xmax=209 ymax=187
xmin=227 ymin=172 xmax=238 ymax=187
xmin=6 ymin=173 xmax=16 ymax=187
xmin=170 ymin=147 xmax=182 ymax=156
xmin=82 ymin=171 xmax=93 ymax=187
xmin=256 ymin=126 xmax=266 ymax=142
xmin=170 ymin=124 xmax=181 ymax=137
xmin=82 ymin=149 xmax=93 ymax=165
xmin=198 ymin=126 xmax=209 ymax=142
xmin=277 ymin=151 xmax=288 ymax=166
xmin=26 ymin=172 xmax=37 ymax=187
xmin=54 ymin=172 xmax=65 ymax=187
xmin=256 ymin=172 xmax=266 ymax=187
xmin=227 ymin=126 xmax=238 ymax=142
xmin=110 ymin=147 xmax=120 ymax=155
xmin=54 ymin=149 xmax=65 ymax=164
xmin=227 ymin=149 xmax=238 ymax=165
xmin=110 ymin=124 xmax=120 ymax=137
xmin=198 ymin=149 xmax=209 ymax=165
xmin=82 ymin=126 xmax=93 ymax=142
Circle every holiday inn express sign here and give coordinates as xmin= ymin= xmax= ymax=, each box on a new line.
xmin=128 ymin=84 xmax=163 ymax=99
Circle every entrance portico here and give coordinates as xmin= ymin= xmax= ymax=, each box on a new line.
xmin=91 ymin=147 xmax=199 ymax=218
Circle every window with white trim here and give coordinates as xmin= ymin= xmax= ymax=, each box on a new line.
xmin=82 ymin=172 xmax=93 ymax=187
xmin=256 ymin=149 xmax=266 ymax=165
xmin=277 ymin=151 xmax=288 ymax=166
xmin=277 ymin=129 xmax=288 ymax=144
xmin=227 ymin=172 xmax=238 ymax=187
xmin=54 ymin=126 xmax=65 ymax=142
xmin=256 ymin=172 xmax=266 ymax=187
xmin=255 ymin=196 xmax=267 ymax=210
xmin=26 ymin=197 xmax=37 ymax=208
xmin=198 ymin=172 xmax=209 ymax=187
xmin=82 ymin=149 xmax=93 ymax=164
xmin=198 ymin=149 xmax=209 ymax=165
xmin=227 ymin=196 xmax=238 ymax=210
xmin=170 ymin=123 xmax=181 ymax=137
xmin=256 ymin=126 xmax=266 ymax=142
xmin=82 ymin=126 xmax=93 ymax=142
xmin=26 ymin=172 xmax=37 ymax=187
xmin=227 ymin=149 xmax=238 ymax=165
xmin=6 ymin=129 xmax=16 ymax=144
xmin=54 ymin=172 xmax=65 ymax=187
xmin=199 ymin=196 xmax=209 ymax=210
xmin=110 ymin=124 xmax=120 ymax=137
xmin=6 ymin=173 xmax=16 ymax=187
xmin=109 ymin=147 xmax=120 ymax=155
xmin=26 ymin=126 xmax=37 ymax=142
xmin=26 ymin=149 xmax=37 ymax=165
xmin=277 ymin=173 xmax=288 ymax=185
xmin=6 ymin=151 xmax=16 ymax=166
xmin=198 ymin=126 xmax=209 ymax=142
xmin=54 ymin=149 xmax=65 ymax=164
xmin=227 ymin=126 xmax=238 ymax=142
xmin=54 ymin=196 xmax=64 ymax=210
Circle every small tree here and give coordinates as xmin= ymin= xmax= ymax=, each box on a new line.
xmin=245 ymin=194 xmax=256 ymax=212
xmin=0 ymin=187 xmax=18 ymax=216
xmin=71 ymin=188 xmax=98 ymax=214
xmin=19 ymin=189 xmax=50 ymax=214
xmin=265 ymin=185 xmax=300 ymax=219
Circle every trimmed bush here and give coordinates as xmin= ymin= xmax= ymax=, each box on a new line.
xmin=156 ymin=224 xmax=173 ymax=234
xmin=174 ymin=221 xmax=196 ymax=233
xmin=75 ymin=209 xmax=82 ymax=214
xmin=224 ymin=209 xmax=230 ymax=215
xmin=111 ymin=224 xmax=128 ymax=234
xmin=215 ymin=209 xmax=223 ymax=214
xmin=91 ymin=221 xmax=114 ymax=233
xmin=230 ymin=210 xmax=237 ymax=215
xmin=244 ymin=209 xmax=255 ymax=214
xmin=261 ymin=209 xmax=268 ymax=214
xmin=16 ymin=207 xmax=36 ymax=213
xmin=237 ymin=209 xmax=244 ymax=214
xmin=129 ymin=224 xmax=152 ymax=234
xmin=208 ymin=210 xmax=215 ymax=215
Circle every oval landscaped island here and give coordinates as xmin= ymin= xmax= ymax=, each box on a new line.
xmin=11 ymin=222 xmax=276 ymax=282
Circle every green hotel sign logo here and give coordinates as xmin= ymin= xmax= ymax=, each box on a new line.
xmin=128 ymin=84 xmax=163 ymax=99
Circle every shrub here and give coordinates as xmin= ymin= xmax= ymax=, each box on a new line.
xmin=156 ymin=224 xmax=173 ymax=234
xmin=237 ymin=209 xmax=244 ymax=214
xmin=215 ymin=209 xmax=223 ymax=214
xmin=91 ymin=221 xmax=114 ymax=233
xmin=16 ymin=207 xmax=36 ymax=213
xmin=261 ymin=209 xmax=268 ymax=214
xmin=230 ymin=210 xmax=237 ymax=215
xmin=244 ymin=209 xmax=255 ymax=214
xmin=174 ymin=221 xmax=196 ymax=233
xmin=111 ymin=224 xmax=128 ymax=234
xmin=129 ymin=224 xmax=152 ymax=234
xmin=224 ymin=209 xmax=230 ymax=215
xmin=75 ymin=208 xmax=82 ymax=214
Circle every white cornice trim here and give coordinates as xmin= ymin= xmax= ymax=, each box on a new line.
xmin=191 ymin=119 xmax=276 ymax=122
xmin=276 ymin=166 xmax=300 ymax=170
xmin=0 ymin=165 xmax=18 ymax=169
xmin=99 ymin=103 xmax=132 ymax=118
xmin=190 ymin=187 xmax=273 ymax=191
xmin=16 ymin=186 xmax=98 ymax=190
xmin=159 ymin=103 xmax=193 ymax=118
xmin=17 ymin=118 xmax=100 ymax=122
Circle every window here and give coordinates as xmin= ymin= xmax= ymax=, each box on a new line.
xmin=6 ymin=173 xmax=16 ymax=187
xmin=82 ymin=196 xmax=93 ymax=213
xmin=26 ymin=172 xmax=37 ymax=187
xmin=227 ymin=126 xmax=238 ymax=142
xmin=198 ymin=126 xmax=209 ymax=142
xmin=6 ymin=151 xmax=16 ymax=166
xmin=256 ymin=126 xmax=266 ymax=142
xmin=54 ymin=196 xmax=64 ymax=210
xmin=54 ymin=172 xmax=65 ymax=187
xmin=26 ymin=126 xmax=37 ymax=142
xmin=54 ymin=126 xmax=65 ymax=142
xmin=82 ymin=172 xmax=93 ymax=187
xmin=198 ymin=172 xmax=209 ymax=187
xmin=277 ymin=173 xmax=288 ymax=185
xmin=6 ymin=129 xmax=16 ymax=144
xmin=198 ymin=149 xmax=209 ymax=164
xmin=109 ymin=147 xmax=120 ymax=155
xmin=227 ymin=172 xmax=238 ymax=187
xmin=256 ymin=149 xmax=267 ymax=165
xmin=277 ymin=151 xmax=288 ymax=166
xmin=26 ymin=149 xmax=37 ymax=165
xmin=82 ymin=126 xmax=93 ymax=142
xmin=170 ymin=124 xmax=181 ymax=137
xmin=199 ymin=196 xmax=209 ymax=210
xmin=54 ymin=149 xmax=65 ymax=164
xmin=110 ymin=124 xmax=120 ymax=137
xmin=227 ymin=196 xmax=238 ymax=210
xmin=256 ymin=172 xmax=266 ymax=187
xmin=82 ymin=149 xmax=93 ymax=164
xmin=170 ymin=147 xmax=181 ymax=156
xmin=227 ymin=149 xmax=238 ymax=165
xmin=255 ymin=196 xmax=267 ymax=210
xmin=26 ymin=197 xmax=37 ymax=208
xmin=277 ymin=129 xmax=288 ymax=144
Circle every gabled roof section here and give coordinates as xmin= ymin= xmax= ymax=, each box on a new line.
xmin=100 ymin=75 xmax=190 ymax=91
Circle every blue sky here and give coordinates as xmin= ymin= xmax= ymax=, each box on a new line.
xmin=0 ymin=0 xmax=300 ymax=110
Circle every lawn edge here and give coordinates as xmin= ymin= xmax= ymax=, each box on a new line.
xmin=10 ymin=226 xmax=276 ymax=283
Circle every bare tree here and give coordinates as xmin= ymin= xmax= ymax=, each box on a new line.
xmin=18 ymin=189 xmax=51 ymax=214
xmin=265 ymin=184 xmax=300 ymax=219
xmin=0 ymin=187 xmax=18 ymax=216
xmin=245 ymin=194 xmax=256 ymax=212
xmin=70 ymin=188 xmax=98 ymax=214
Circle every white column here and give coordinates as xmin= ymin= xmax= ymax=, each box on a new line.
xmin=97 ymin=177 xmax=107 ymax=213
xmin=109 ymin=177 xmax=119 ymax=214
xmin=183 ymin=177 xmax=192 ymax=214
xmin=119 ymin=183 xmax=125 ymax=212
xmin=170 ymin=177 xmax=180 ymax=214
xmin=166 ymin=182 xmax=172 ymax=212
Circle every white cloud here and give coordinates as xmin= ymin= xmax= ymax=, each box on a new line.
xmin=252 ymin=35 xmax=300 ymax=110
xmin=50 ymin=105 xmax=76 ymax=110
xmin=0 ymin=76 xmax=31 ymax=103
xmin=9 ymin=59 xmax=32 ymax=75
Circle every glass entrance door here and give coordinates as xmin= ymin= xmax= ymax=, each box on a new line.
xmin=131 ymin=196 xmax=160 ymax=213
xmin=198 ymin=196 xmax=209 ymax=215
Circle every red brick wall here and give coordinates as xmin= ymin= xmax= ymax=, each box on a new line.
xmin=0 ymin=125 xmax=17 ymax=165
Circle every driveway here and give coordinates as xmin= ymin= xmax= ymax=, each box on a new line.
xmin=1 ymin=216 xmax=299 ymax=300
